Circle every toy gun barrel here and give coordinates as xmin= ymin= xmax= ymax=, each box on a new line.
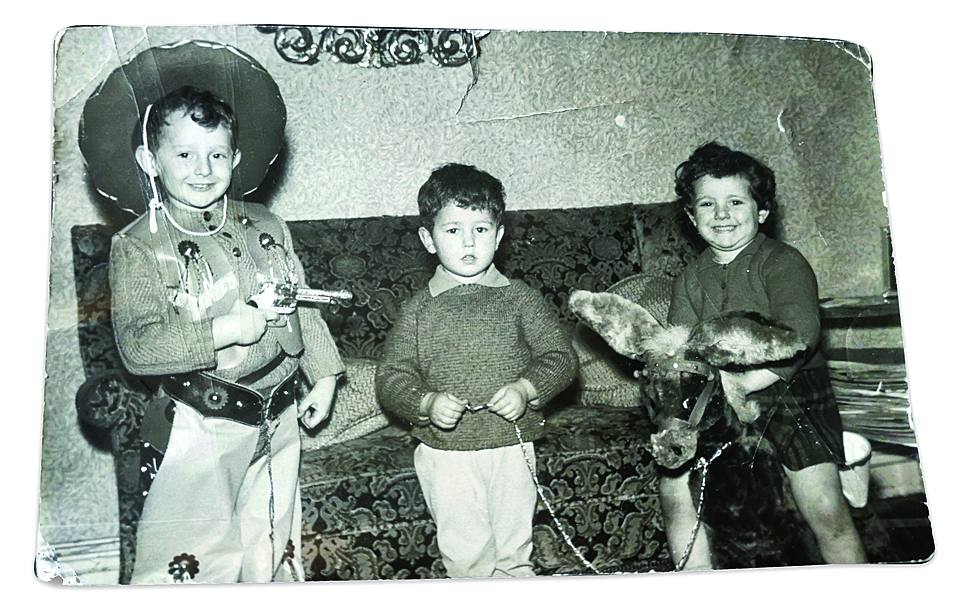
xmin=248 ymin=282 xmax=352 ymax=314
xmin=295 ymin=287 xmax=353 ymax=304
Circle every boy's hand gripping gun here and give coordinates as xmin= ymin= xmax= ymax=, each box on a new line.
xmin=248 ymin=281 xmax=353 ymax=314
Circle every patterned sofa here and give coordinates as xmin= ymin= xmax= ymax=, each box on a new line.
xmin=72 ymin=201 xmax=702 ymax=582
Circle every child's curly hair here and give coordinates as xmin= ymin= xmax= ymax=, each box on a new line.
xmin=417 ymin=163 xmax=506 ymax=228
xmin=674 ymin=142 xmax=777 ymax=215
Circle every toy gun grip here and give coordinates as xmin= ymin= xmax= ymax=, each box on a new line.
xmin=247 ymin=281 xmax=296 ymax=315
xmin=247 ymin=287 xmax=279 ymax=310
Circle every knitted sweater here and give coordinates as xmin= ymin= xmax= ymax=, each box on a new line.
xmin=376 ymin=274 xmax=577 ymax=451
xmin=109 ymin=200 xmax=344 ymax=392
xmin=668 ymin=233 xmax=824 ymax=382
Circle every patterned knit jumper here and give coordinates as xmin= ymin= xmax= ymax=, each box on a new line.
xmin=376 ymin=278 xmax=577 ymax=451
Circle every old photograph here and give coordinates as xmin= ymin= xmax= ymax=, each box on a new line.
xmin=37 ymin=24 xmax=932 ymax=586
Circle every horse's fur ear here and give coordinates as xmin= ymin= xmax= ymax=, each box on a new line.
xmin=688 ymin=311 xmax=806 ymax=368
xmin=569 ymin=290 xmax=664 ymax=360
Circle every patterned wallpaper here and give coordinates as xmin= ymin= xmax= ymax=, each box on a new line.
xmin=43 ymin=26 xmax=893 ymax=547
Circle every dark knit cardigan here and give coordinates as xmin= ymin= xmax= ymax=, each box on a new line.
xmin=668 ymin=232 xmax=825 ymax=382
xmin=376 ymin=279 xmax=577 ymax=451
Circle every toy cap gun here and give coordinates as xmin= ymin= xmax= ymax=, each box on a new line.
xmin=247 ymin=281 xmax=353 ymax=315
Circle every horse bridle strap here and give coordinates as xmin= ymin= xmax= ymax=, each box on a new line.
xmin=687 ymin=373 xmax=717 ymax=428
xmin=663 ymin=358 xmax=712 ymax=377
xmin=649 ymin=357 xmax=718 ymax=428
xmin=663 ymin=357 xmax=717 ymax=428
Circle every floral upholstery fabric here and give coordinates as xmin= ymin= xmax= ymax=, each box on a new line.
xmin=288 ymin=216 xmax=433 ymax=360
xmin=631 ymin=202 xmax=702 ymax=280
xmin=495 ymin=204 xmax=641 ymax=326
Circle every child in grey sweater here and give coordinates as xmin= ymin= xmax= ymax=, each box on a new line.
xmin=376 ymin=163 xmax=576 ymax=578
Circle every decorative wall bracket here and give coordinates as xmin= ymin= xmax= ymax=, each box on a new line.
xmin=256 ymin=26 xmax=485 ymax=68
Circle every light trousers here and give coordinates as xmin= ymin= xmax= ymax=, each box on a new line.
xmin=414 ymin=442 xmax=538 ymax=578
xmin=131 ymin=402 xmax=304 ymax=584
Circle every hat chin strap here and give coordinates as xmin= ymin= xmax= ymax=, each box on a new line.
xmin=148 ymin=197 xmax=161 ymax=234
xmin=141 ymin=103 xmax=228 ymax=237
xmin=153 ymin=195 xmax=229 ymax=237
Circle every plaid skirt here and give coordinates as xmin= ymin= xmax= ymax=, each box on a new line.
xmin=751 ymin=367 xmax=846 ymax=471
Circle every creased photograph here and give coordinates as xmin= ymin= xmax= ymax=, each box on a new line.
xmin=38 ymin=25 xmax=932 ymax=585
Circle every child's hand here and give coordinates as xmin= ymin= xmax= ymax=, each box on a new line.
xmin=488 ymin=380 xmax=532 ymax=422
xmin=213 ymin=300 xmax=280 ymax=348
xmin=298 ymin=374 xmax=337 ymax=430
xmin=718 ymin=369 xmax=779 ymax=423
xmin=423 ymin=392 xmax=468 ymax=430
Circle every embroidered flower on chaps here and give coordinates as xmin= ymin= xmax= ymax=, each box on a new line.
xmin=168 ymin=553 xmax=200 ymax=582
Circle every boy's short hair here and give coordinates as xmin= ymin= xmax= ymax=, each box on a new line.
xmin=674 ymin=142 xmax=777 ymax=215
xmin=417 ymin=163 xmax=506 ymax=228
xmin=142 ymin=85 xmax=238 ymax=151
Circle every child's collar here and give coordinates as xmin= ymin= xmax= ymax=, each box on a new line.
xmin=428 ymin=265 xmax=510 ymax=297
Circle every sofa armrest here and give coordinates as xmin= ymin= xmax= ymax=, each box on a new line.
xmin=75 ymin=370 xmax=152 ymax=436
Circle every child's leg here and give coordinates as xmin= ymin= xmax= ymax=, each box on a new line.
xmin=784 ymin=463 xmax=866 ymax=564
xmin=414 ymin=444 xmax=498 ymax=578
xmin=236 ymin=405 xmax=305 ymax=582
xmin=131 ymin=404 xmax=260 ymax=584
xmin=765 ymin=369 xmax=865 ymax=564
xmin=489 ymin=442 xmax=538 ymax=577
xmin=658 ymin=471 xmax=712 ymax=570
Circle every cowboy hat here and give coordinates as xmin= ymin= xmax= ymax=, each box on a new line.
xmin=79 ymin=40 xmax=286 ymax=214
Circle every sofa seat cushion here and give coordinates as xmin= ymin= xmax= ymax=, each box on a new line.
xmin=299 ymin=404 xmax=670 ymax=579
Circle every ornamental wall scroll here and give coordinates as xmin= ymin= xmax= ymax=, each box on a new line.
xmin=255 ymin=26 xmax=485 ymax=68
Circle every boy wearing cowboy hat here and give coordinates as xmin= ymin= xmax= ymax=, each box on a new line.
xmin=81 ymin=41 xmax=344 ymax=584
